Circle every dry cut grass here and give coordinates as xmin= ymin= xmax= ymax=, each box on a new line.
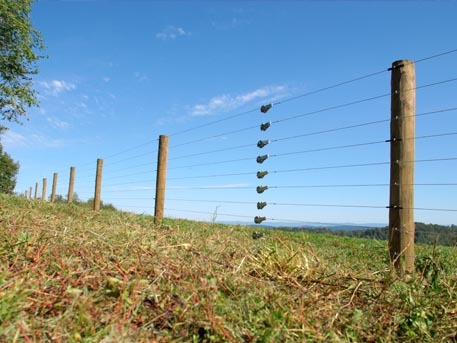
xmin=0 ymin=195 xmax=456 ymax=342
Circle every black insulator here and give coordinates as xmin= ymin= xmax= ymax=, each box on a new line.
xmin=252 ymin=231 xmax=265 ymax=239
xmin=256 ymin=154 xmax=269 ymax=164
xmin=260 ymin=104 xmax=272 ymax=113
xmin=256 ymin=185 xmax=268 ymax=194
xmin=257 ymin=140 xmax=270 ymax=148
xmin=254 ymin=216 xmax=266 ymax=224
xmin=257 ymin=202 xmax=267 ymax=210
xmin=260 ymin=121 xmax=271 ymax=131
xmin=256 ymin=171 xmax=269 ymax=179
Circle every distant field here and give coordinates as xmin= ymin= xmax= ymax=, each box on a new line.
xmin=1 ymin=195 xmax=456 ymax=342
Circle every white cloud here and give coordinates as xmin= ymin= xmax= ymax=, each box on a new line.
xmin=39 ymin=80 xmax=76 ymax=96
xmin=2 ymin=130 xmax=65 ymax=149
xmin=191 ymin=85 xmax=287 ymax=116
xmin=134 ymin=72 xmax=149 ymax=82
xmin=47 ymin=116 xmax=70 ymax=129
xmin=156 ymin=26 xmax=191 ymax=40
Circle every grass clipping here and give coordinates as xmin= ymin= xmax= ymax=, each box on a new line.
xmin=0 ymin=195 xmax=456 ymax=342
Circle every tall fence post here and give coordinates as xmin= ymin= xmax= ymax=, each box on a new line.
xmin=42 ymin=178 xmax=47 ymax=201
xmin=68 ymin=166 xmax=76 ymax=203
xmin=154 ymin=135 xmax=169 ymax=223
xmin=389 ymin=60 xmax=415 ymax=275
xmin=29 ymin=187 xmax=32 ymax=199
xmin=34 ymin=182 xmax=38 ymax=199
xmin=51 ymin=173 xmax=58 ymax=203
xmin=94 ymin=158 xmax=103 ymax=211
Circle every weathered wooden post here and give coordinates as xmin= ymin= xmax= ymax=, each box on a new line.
xmin=34 ymin=182 xmax=38 ymax=199
xmin=68 ymin=166 xmax=76 ymax=203
xmin=51 ymin=173 xmax=58 ymax=203
xmin=42 ymin=178 xmax=47 ymax=201
xmin=154 ymin=135 xmax=169 ymax=223
xmin=94 ymin=159 xmax=103 ymax=211
xmin=389 ymin=60 xmax=415 ymax=275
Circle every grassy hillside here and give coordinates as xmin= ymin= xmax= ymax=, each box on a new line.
xmin=275 ymin=223 xmax=457 ymax=247
xmin=1 ymin=195 xmax=456 ymax=342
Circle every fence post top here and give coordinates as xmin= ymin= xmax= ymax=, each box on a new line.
xmin=391 ymin=60 xmax=414 ymax=68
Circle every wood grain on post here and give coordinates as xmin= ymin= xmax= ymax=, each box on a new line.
xmin=34 ymin=182 xmax=38 ymax=199
xmin=51 ymin=173 xmax=58 ymax=203
xmin=389 ymin=60 xmax=415 ymax=275
xmin=42 ymin=178 xmax=47 ymax=201
xmin=94 ymin=158 xmax=103 ymax=211
xmin=68 ymin=166 xmax=76 ymax=203
xmin=154 ymin=135 xmax=169 ymax=223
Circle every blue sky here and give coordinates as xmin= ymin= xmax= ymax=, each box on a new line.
xmin=3 ymin=0 xmax=457 ymax=226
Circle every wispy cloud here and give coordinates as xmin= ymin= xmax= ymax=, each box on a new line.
xmin=191 ymin=85 xmax=287 ymax=116
xmin=38 ymin=80 xmax=76 ymax=96
xmin=3 ymin=131 xmax=65 ymax=149
xmin=46 ymin=116 xmax=70 ymax=129
xmin=156 ymin=26 xmax=191 ymax=40
xmin=134 ymin=72 xmax=149 ymax=82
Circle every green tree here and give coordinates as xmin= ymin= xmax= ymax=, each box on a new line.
xmin=0 ymin=0 xmax=44 ymax=123
xmin=0 ymin=128 xmax=19 ymax=194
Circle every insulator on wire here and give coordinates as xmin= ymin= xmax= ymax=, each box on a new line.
xmin=256 ymin=185 xmax=268 ymax=194
xmin=260 ymin=121 xmax=271 ymax=131
xmin=256 ymin=154 xmax=269 ymax=164
xmin=254 ymin=216 xmax=266 ymax=224
xmin=257 ymin=170 xmax=269 ymax=179
xmin=257 ymin=140 xmax=270 ymax=148
xmin=257 ymin=201 xmax=267 ymax=210
xmin=260 ymin=104 xmax=272 ymax=113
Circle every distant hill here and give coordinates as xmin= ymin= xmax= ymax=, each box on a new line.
xmin=272 ymin=222 xmax=457 ymax=247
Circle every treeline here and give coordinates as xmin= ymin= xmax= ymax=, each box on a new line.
xmin=275 ymin=223 xmax=457 ymax=247
xmin=50 ymin=193 xmax=117 ymax=211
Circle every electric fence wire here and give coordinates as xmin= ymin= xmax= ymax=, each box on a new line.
xmin=166 ymin=157 xmax=457 ymax=180
xmin=163 ymin=208 xmax=379 ymax=227
xmin=165 ymin=48 xmax=457 ymax=140
xmin=164 ymin=106 xmax=457 ymax=162
xmin=165 ymin=198 xmax=457 ymax=212
xmin=168 ymin=80 xmax=457 ymax=154
xmin=37 ymin=47 xmax=455 ymax=184
xmin=166 ymin=130 xmax=457 ymax=170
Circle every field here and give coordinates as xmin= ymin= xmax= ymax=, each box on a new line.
xmin=0 ymin=195 xmax=456 ymax=342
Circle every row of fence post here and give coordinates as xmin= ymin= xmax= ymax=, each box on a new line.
xmin=21 ymin=59 xmax=415 ymax=275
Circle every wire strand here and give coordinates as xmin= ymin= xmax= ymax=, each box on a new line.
xmin=170 ymin=125 xmax=258 ymax=149
xmin=414 ymin=48 xmax=457 ymax=64
xmin=271 ymin=140 xmax=386 ymax=158
xmin=169 ymin=143 xmax=253 ymax=161
xmin=168 ymin=156 xmax=253 ymax=170
xmin=166 ymin=197 xmax=386 ymax=209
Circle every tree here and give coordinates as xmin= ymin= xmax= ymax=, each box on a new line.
xmin=0 ymin=128 xmax=19 ymax=194
xmin=0 ymin=0 xmax=44 ymax=124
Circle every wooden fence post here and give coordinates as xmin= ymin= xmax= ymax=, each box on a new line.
xmin=389 ymin=60 xmax=415 ymax=275
xmin=34 ymin=182 xmax=38 ymax=199
xmin=68 ymin=166 xmax=76 ymax=203
xmin=154 ymin=135 xmax=169 ymax=223
xmin=94 ymin=159 xmax=103 ymax=211
xmin=42 ymin=178 xmax=47 ymax=201
xmin=51 ymin=173 xmax=58 ymax=203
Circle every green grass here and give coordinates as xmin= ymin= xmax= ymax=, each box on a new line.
xmin=1 ymin=194 xmax=456 ymax=342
